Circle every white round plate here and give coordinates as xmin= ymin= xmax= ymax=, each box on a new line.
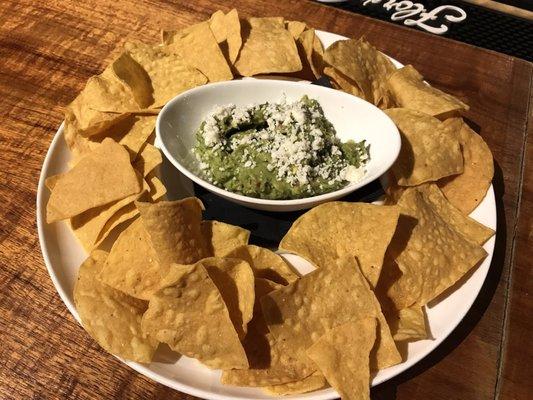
xmin=37 ymin=31 xmax=496 ymax=400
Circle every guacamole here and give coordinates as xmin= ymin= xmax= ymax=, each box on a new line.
xmin=193 ymin=96 xmax=369 ymax=199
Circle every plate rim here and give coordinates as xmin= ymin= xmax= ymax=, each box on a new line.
xmin=36 ymin=30 xmax=497 ymax=400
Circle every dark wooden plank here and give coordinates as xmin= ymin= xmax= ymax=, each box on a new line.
xmin=0 ymin=1 xmax=530 ymax=399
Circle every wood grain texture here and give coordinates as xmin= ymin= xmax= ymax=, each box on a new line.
xmin=0 ymin=1 xmax=530 ymax=400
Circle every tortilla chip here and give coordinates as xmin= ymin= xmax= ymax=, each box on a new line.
xmin=147 ymin=174 xmax=167 ymax=201
xmin=261 ymin=256 xmax=400 ymax=371
xmin=73 ymin=250 xmax=157 ymax=362
xmin=47 ymin=138 xmax=141 ymax=223
xmin=438 ymin=119 xmax=494 ymax=214
xmin=280 ymin=202 xmax=400 ymax=287
xmin=388 ymin=306 xmax=428 ymax=342
xmin=324 ymin=38 xmax=396 ymax=107
xmin=141 ymin=262 xmax=248 ymax=369
xmin=323 ymin=66 xmax=365 ymax=98
xmin=306 ymin=319 xmax=376 ymax=400
xmin=263 ymin=372 xmax=327 ymax=395
xmin=133 ymin=143 xmax=162 ymax=177
xmin=225 ymin=245 xmax=299 ymax=285
xmin=385 ymin=108 xmax=464 ymax=186
xmin=201 ymin=257 xmax=255 ymax=339
xmin=65 ymin=97 xmax=130 ymax=138
xmin=234 ymin=17 xmax=302 ymax=76
xmin=209 ymin=9 xmax=242 ymax=65
xmin=286 ymin=20 xmax=307 ymax=39
xmin=136 ymin=198 xmax=207 ymax=266
xmin=383 ymin=187 xmax=488 ymax=308
xmin=221 ymin=276 xmax=312 ymax=386
xmin=388 ymin=65 xmax=469 ymax=118
xmin=124 ymin=41 xmax=208 ymax=107
xmin=111 ymin=51 xmax=153 ymax=108
xmin=296 ymin=29 xmax=324 ymax=79
xmin=99 ymin=218 xmax=164 ymax=300
xmin=164 ymin=21 xmax=233 ymax=82
xmin=70 ymin=175 xmax=149 ymax=251
xmin=418 ymin=183 xmax=494 ymax=245
xmin=202 ymin=220 xmax=250 ymax=257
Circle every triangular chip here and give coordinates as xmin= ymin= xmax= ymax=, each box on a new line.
xmin=298 ymin=29 xmax=324 ymax=79
xmin=385 ymin=108 xmax=464 ymax=186
xmin=201 ymin=220 xmax=250 ymax=257
xmin=111 ymin=51 xmax=153 ymax=108
xmin=306 ymin=319 xmax=376 ymax=400
xmin=280 ymin=202 xmax=400 ymax=287
xmin=73 ymin=250 xmax=157 ymax=363
xmin=221 ymin=277 xmax=313 ymax=386
xmin=261 ymin=257 xmax=401 ymax=371
xmin=383 ymin=187 xmax=488 ymax=308
xmin=164 ymin=21 xmax=233 ymax=82
xmin=209 ymin=9 xmax=242 ymax=65
xmin=285 ymin=20 xmax=307 ymax=39
xmin=418 ymin=183 xmax=494 ymax=245
xmin=141 ymin=262 xmax=248 ymax=369
xmin=388 ymin=306 xmax=428 ymax=342
xmin=99 ymin=218 xmax=164 ymax=300
xmin=70 ymin=175 xmax=149 ymax=251
xmin=388 ymin=65 xmax=469 ymax=118
xmin=201 ymin=257 xmax=255 ymax=339
xmin=234 ymin=17 xmax=302 ymax=76
xmin=324 ymin=38 xmax=396 ymax=107
xmin=225 ymin=245 xmax=299 ymax=285
xmin=47 ymin=138 xmax=141 ymax=223
xmin=133 ymin=143 xmax=162 ymax=177
xmin=124 ymin=41 xmax=208 ymax=107
xmin=136 ymin=198 xmax=207 ymax=266
xmin=438 ymin=119 xmax=494 ymax=214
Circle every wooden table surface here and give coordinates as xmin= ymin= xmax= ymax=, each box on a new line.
xmin=0 ymin=1 xmax=531 ymax=399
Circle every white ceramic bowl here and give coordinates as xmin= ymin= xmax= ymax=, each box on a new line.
xmin=156 ymin=79 xmax=400 ymax=212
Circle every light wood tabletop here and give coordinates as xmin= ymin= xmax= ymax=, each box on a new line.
xmin=0 ymin=0 xmax=531 ymax=399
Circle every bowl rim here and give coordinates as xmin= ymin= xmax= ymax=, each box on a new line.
xmin=156 ymin=79 xmax=401 ymax=206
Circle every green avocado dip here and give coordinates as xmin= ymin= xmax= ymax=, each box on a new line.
xmin=192 ymin=96 xmax=370 ymax=200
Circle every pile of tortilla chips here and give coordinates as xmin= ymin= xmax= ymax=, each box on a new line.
xmin=46 ymin=9 xmax=496 ymax=400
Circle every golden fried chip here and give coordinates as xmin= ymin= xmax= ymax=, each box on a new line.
xmin=124 ymin=41 xmax=208 ymax=107
xmin=201 ymin=257 xmax=255 ymax=339
xmin=47 ymin=138 xmax=141 ymax=223
xmin=324 ymin=38 xmax=396 ymax=107
xmin=438 ymin=119 xmax=494 ymax=214
xmin=141 ymin=262 xmax=248 ymax=369
xmin=221 ymin=277 xmax=312 ymax=386
xmin=389 ymin=306 xmax=428 ymax=342
xmin=286 ymin=20 xmax=307 ymax=39
xmin=234 ymin=17 xmax=302 ymax=76
xmin=263 ymin=372 xmax=327 ymax=395
xmin=384 ymin=188 xmax=487 ymax=308
xmin=111 ymin=51 xmax=153 ymax=108
xmin=133 ymin=143 xmax=162 ymax=177
xmin=209 ymin=9 xmax=242 ymax=65
xmin=388 ymin=65 xmax=469 ymax=118
xmin=65 ymin=96 xmax=130 ymax=138
xmin=385 ymin=108 xmax=463 ymax=186
xmin=71 ymin=176 xmax=149 ymax=251
xmin=136 ymin=198 xmax=207 ymax=266
xmin=306 ymin=319 xmax=376 ymax=400
xmin=164 ymin=21 xmax=233 ymax=82
xmin=419 ymin=183 xmax=494 ymax=245
xmin=225 ymin=245 xmax=299 ymax=285
xmin=261 ymin=257 xmax=400 ymax=371
xmin=323 ymin=66 xmax=364 ymax=98
xmin=280 ymin=202 xmax=399 ymax=287
xmin=73 ymin=250 xmax=157 ymax=362
xmin=298 ymin=29 xmax=324 ymax=79
xmin=201 ymin=220 xmax=250 ymax=257
xmin=99 ymin=218 xmax=165 ymax=300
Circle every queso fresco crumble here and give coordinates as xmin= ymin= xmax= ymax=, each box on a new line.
xmin=192 ymin=95 xmax=370 ymax=199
